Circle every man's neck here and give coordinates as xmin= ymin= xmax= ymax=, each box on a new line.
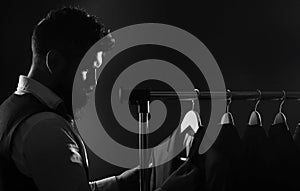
xmin=28 ymin=64 xmax=54 ymax=89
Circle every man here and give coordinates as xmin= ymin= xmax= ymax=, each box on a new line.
xmin=0 ymin=7 xmax=198 ymax=191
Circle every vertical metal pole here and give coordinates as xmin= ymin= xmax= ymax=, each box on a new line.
xmin=138 ymin=100 xmax=150 ymax=191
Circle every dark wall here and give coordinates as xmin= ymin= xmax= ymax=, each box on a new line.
xmin=1 ymin=0 xmax=300 ymax=179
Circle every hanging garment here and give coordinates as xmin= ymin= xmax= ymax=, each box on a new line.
xmin=149 ymin=122 xmax=204 ymax=190
xmin=149 ymin=128 xmax=179 ymax=190
xmin=293 ymin=123 xmax=300 ymax=151
xmin=241 ymin=124 xmax=270 ymax=191
xmin=204 ymin=123 xmax=246 ymax=191
xmin=268 ymin=123 xmax=300 ymax=191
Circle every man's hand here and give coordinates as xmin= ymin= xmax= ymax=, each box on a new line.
xmin=160 ymin=160 xmax=199 ymax=191
xmin=116 ymin=160 xmax=199 ymax=191
xmin=116 ymin=167 xmax=139 ymax=191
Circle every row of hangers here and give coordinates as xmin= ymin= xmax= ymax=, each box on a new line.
xmin=180 ymin=89 xmax=288 ymax=135
xmin=223 ymin=89 xmax=287 ymax=126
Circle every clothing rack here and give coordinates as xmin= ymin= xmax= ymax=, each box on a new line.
xmin=119 ymin=88 xmax=300 ymax=102
xmin=118 ymin=88 xmax=300 ymax=191
xmin=153 ymin=91 xmax=300 ymax=101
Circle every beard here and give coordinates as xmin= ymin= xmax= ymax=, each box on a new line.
xmin=54 ymin=82 xmax=89 ymax=118
xmin=71 ymin=87 xmax=91 ymax=118
xmin=55 ymin=66 xmax=96 ymax=119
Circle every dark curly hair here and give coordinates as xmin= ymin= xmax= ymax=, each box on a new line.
xmin=32 ymin=7 xmax=108 ymax=62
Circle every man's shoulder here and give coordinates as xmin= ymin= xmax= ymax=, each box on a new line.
xmin=23 ymin=111 xmax=73 ymax=139
xmin=11 ymin=111 xmax=74 ymax=171
xmin=14 ymin=111 xmax=71 ymax=146
xmin=0 ymin=93 xmax=49 ymax=128
xmin=23 ymin=111 xmax=68 ymax=128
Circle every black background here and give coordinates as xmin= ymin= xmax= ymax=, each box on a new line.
xmin=1 ymin=0 xmax=300 ymax=179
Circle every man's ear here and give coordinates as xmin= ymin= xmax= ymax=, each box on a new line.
xmin=45 ymin=49 xmax=65 ymax=74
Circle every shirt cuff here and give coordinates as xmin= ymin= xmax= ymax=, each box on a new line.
xmin=91 ymin=176 xmax=119 ymax=191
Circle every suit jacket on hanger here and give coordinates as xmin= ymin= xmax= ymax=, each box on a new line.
xmin=149 ymin=122 xmax=204 ymax=191
xmin=268 ymin=123 xmax=300 ymax=191
xmin=204 ymin=123 xmax=246 ymax=191
xmin=293 ymin=123 xmax=300 ymax=151
xmin=242 ymin=124 xmax=270 ymax=191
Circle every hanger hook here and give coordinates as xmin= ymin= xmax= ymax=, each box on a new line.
xmin=191 ymin=99 xmax=195 ymax=110
xmin=226 ymin=89 xmax=232 ymax=113
xmin=194 ymin=89 xmax=200 ymax=99
xmin=279 ymin=90 xmax=286 ymax=113
xmin=254 ymin=89 xmax=261 ymax=112
xmin=192 ymin=89 xmax=200 ymax=111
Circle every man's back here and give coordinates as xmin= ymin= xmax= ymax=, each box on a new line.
xmin=0 ymin=75 xmax=114 ymax=191
xmin=0 ymin=93 xmax=48 ymax=191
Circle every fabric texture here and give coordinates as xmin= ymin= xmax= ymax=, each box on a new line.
xmin=293 ymin=123 xmax=300 ymax=151
xmin=268 ymin=123 xmax=300 ymax=191
xmin=204 ymin=123 xmax=246 ymax=191
xmin=241 ymin=124 xmax=270 ymax=191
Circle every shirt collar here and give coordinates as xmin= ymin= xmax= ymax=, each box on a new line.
xmin=15 ymin=75 xmax=63 ymax=110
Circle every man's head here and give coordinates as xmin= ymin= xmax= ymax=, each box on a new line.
xmin=30 ymin=7 xmax=109 ymax=114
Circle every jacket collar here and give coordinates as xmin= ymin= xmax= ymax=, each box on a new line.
xmin=15 ymin=75 xmax=62 ymax=110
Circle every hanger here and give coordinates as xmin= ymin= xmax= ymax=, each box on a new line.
xmin=220 ymin=89 xmax=235 ymax=125
xmin=248 ymin=89 xmax=262 ymax=126
xmin=273 ymin=90 xmax=287 ymax=125
xmin=180 ymin=89 xmax=202 ymax=133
